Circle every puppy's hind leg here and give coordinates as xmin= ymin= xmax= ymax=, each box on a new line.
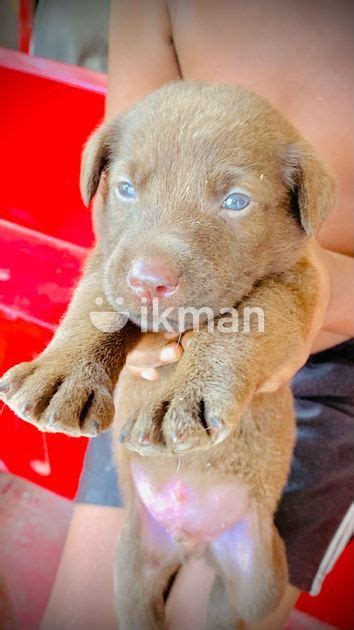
xmin=114 ymin=496 xmax=180 ymax=630
xmin=205 ymin=508 xmax=288 ymax=629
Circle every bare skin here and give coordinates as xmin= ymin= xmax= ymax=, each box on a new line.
xmin=41 ymin=505 xmax=125 ymax=630
xmin=42 ymin=1 xmax=353 ymax=629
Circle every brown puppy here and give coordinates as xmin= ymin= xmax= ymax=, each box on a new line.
xmin=0 ymin=82 xmax=334 ymax=628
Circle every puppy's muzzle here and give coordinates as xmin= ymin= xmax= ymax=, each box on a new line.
xmin=127 ymin=257 xmax=179 ymax=304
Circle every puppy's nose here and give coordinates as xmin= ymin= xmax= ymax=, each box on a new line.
xmin=127 ymin=258 xmax=178 ymax=301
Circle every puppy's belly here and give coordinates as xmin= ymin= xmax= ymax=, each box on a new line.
xmin=131 ymin=458 xmax=250 ymax=553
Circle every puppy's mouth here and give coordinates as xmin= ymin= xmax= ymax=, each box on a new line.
xmin=127 ymin=303 xmax=216 ymax=333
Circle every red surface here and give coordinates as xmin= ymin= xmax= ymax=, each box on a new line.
xmin=0 ymin=49 xmax=105 ymax=498
xmin=297 ymin=540 xmax=354 ymax=630
xmin=0 ymin=220 xmax=88 ymax=498
xmin=0 ymin=48 xmax=352 ymax=628
xmin=0 ymin=474 xmax=73 ymax=628
xmin=0 ymin=219 xmax=86 ymax=325
xmin=0 ymin=47 xmax=102 ymax=247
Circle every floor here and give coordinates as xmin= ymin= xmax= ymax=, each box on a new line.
xmin=0 ymin=473 xmax=73 ymax=629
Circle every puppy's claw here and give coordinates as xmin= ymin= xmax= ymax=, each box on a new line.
xmin=171 ymin=431 xmax=180 ymax=444
xmin=209 ymin=417 xmax=225 ymax=430
xmin=119 ymin=419 xmax=135 ymax=444
xmin=119 ymin=430 xmax=127 ymax=444
xmin=48 ymin=412 xmax=58 ymax=426
xmin=0 ymin=381 xmax=10 ymax=394
xmin=170 ymin=431 xmax=199 ymax=453
xmin=20 ymin=402 xmax=32 ymax=416
xmin=138 ymin=442 xmax=165 ymax=456
xmin=138 ymin=431 xmax=152 ymax=445
xmin=210 ymin=424 xmax=232 ymax=446
xmin=172 ymin=439 xmax=199 ymax=453
xmin=90 ymin=420 xmax=101 ymax=435
xmin=124 ymin=440 xmax=149 ymax=456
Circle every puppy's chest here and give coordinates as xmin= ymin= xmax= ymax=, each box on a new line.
xmin=131 ymin=457 xmax=250 ymax=552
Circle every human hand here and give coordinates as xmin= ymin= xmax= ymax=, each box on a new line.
xmin=126 ymin=332 xmax=191 ymax=381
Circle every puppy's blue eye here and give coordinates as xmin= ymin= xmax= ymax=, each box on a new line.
xmin=222 ymin=192 xmax=250 ymax=211
xmin=117 ymin=181 xmax=136 ymax=199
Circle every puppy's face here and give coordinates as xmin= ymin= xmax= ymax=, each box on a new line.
xmin=81 ymin=83 xmax=334 ymax=331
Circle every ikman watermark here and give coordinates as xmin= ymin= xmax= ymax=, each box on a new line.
xmin=90 ymin=297 xmax=265 ymax=334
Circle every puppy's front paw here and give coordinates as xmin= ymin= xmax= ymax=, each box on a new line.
xmin=162 ymin=387 xmax=234 ymax=453
xmin=0 ymin=355 xmax=115 ymax=437
xmin=120 ymin=379 xmax=237 ymax=455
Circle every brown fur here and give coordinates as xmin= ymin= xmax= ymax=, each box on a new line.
xmin=0 ymin=82 xmax=335 ymax=628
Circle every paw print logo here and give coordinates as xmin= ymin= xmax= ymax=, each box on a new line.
xmin=90 ymin=297 xmax=129 ymax=332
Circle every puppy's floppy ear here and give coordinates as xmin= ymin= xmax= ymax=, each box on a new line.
xmin=80 ymin=118 xmax=119 ymax=206
xmin=282 ymin=143 xmax=336 ymax=236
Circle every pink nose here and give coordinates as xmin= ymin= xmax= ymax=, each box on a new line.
xmin=127 ymin=258 xmax=178 ymax=301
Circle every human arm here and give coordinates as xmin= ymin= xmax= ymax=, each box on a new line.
xmin=105 ymin=0 xmax=180 ymax=119
xmin=315 ymin=248 xmax=354 ymax=342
